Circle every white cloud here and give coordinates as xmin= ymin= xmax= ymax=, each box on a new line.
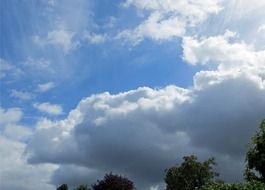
xmin=10 ymin=89 xmax=34 ymax=101
xmin=26 ymin=74 xmax=265 ymax=189
xmin=23 ymin=57 xmax=54 ymax=73
xmin=37 ymin=82 xmax=56 ymax=92
xmin=3 ymin=125 xmax=33 ymax=141
xmin=33 ymin=29 xmax=79 ymax=53
xmin=0 ymin=57 xmax=55 ymax=82
xmin=33 ymin=102 xmax=63 ymax=116
xmin=0 ymin=107 xmax=23 ymax=125
xmin=0 ymin=107 xmax=32 ymax=142
xmin=3 ymin=1 xmax=265 ymax=189
xmin=0 ymin=107 xmax=57 ymax=190
xmin=257 ymin=24 xmax=265 ymax=46
xmin=83 ymin=32 xmax=107 ymax=44
xmin=0 ymin=58 xmax=23 ymax=80
xmin=117 ymin=12 xmax=186 ymax=45
xmin=0 ymin=136 xmax=57 ymax=190
xmin=197 ymin=0 xmax=265 ymax=49
xmin=182 ymin=30 xmax=265 ymax=89
xmin=117 ymin=0 xmax=222 ymax=44
xmin=25 ymin=30 xmax=265 ymax=189
xmin=257 ymin=24 xmax=265 ymax=34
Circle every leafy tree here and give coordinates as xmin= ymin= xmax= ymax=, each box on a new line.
xmin=245 ymin=119 xmax=265 ymax=182
xmin=165 ymin=155 xmax=219 ymax=190
xmin=57 ymin=184 xmax=68 ymax=190
xmin=90 ymin=173 xmax=135 ymax=190
xmin=201 ymin=180 xmax=265 ymax=190
xmin=74 ymin=184 xmax=88 ymax=190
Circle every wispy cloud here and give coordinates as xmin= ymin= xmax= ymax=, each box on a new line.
xmin=10 ymin=90 xmax=34 ymax=101
xmin=0 ymin=107 xmax=23 ymax=125
xmin=33 ymin=29 xmax=79 ymax=53
xmin=33 ymin=102 xmax=63 ymax=115
xmin=23 ymin=57 xmax=54 ymax=73
xmin=117 ymin=0 xmax=222 ymax=44
xmin=37 ymin=82 xmax=56 ymax=93
xmin=0 ymin=58 xmax=23 ymax=80
xmin=83 ymin=32 xmax=107 ymax=44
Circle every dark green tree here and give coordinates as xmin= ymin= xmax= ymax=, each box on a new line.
xmin=56 ymin=184 xmax=68 ymax=190
xmin=201 ymin=180 xmax=265 ymax=190
xmin=165 ymin=155 xmax=219 ymax=190
xmin=245 ymin=119 xmax=265 ymax=182
xmin=74 ymin=184 xmax=88 ymax=190
xmin=90 ymin=173 xmax=135 ymax=190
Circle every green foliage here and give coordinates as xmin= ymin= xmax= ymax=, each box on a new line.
xmin=57 ymin=184 xmax=68 ymax=190
xmin=201 ymin=180 xmax=265 ymax=190
xmin=164 ymin=155 xmax=219 ymax=190
xmin=245 ymin=119 xmax=265 ymax=182
xmin=74 ymin=184 xmax=88 ymax=190
xmin=90 ymin=173 xmax=135 ymax=190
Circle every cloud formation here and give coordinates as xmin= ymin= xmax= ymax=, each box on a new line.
xmin=37 ymin=82 xmax=56 ymax=93
xmin=0 ymin=107 xmax=23 ymax=125
xmin=117 ymin=0 xmax=222 ymax=44
xmin=2 ymin=1 xmax=265 ymax=190
xmin=0 ymin=58 xmax=23 ymax=80
xmin=33 ymin=102 xmax=63 ymax=116
xmin=26 ymin=62 xmax=265 ymax=189
xmin=33 ymin=29 xmax=79 ymax=53
xmin=10 ymin=89 xmax=34 ymax=101
xmin=83 ymin=32 xmax=107 ymax=44
xmin=182 ymin=30 xmax=265 ymax=90
xmin=0 ymin=107 xmax=57 ymax=190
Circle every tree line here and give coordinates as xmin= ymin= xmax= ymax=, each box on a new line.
xmin=56 ymin=119 xmax=265 ymax=190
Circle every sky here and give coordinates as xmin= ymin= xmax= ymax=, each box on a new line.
xmin=0 ymin=0 xmax=265 ymax=189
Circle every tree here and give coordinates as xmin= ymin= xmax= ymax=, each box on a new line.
xmin=201 ymin=180 xmax=265 ymax=190
xmin=165 ymin=155 xmax=219 ymax=190
xmin=90 ymin=173 xmax=135 ymax=190
xmin=245 ymin=119 xmax=265 ymax=182
xmin=57 ymin=184 xmax=68 ymax=190
xmin=74 ymin=184 xmax=88 ymax=190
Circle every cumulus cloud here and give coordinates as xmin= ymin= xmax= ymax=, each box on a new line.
xmin=37 ymin=82 xmax=56 ymax=92
xmin=117 ymin=0 xmax=222 ymax=44
xmin=182 ymin=30 xmax=265 ymax=89
xmin=26 ymin=27 xmax=265 ymax=188
xmin=4 ymin=1 xmax=265 ymax=190
xmin=0 ymin=136 xmax=57 ymax=190
xmin=182 ymin=30 xmax=265 ymax=66
xmin=33 ymin=102 xmax=63 ymax=116
xmin=26 ymin=69 xmax=265 ymax=189
xmin=0 ymin=107 xmax=57 ymax=190
xmin=0 ymin=107 xmax=33 ymax=143
xmin=0 ymin=107 xmax=23 ymax=125
xmin=27 ymin=86 xmax=192 ymax=189
xmin=3 ymin=124 xmax=33 ymax=141
xmin=197 ymin=0 xmax=265 ymax=49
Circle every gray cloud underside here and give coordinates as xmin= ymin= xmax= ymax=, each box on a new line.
xmin=26 ymin=72 xmax=265 ymax=189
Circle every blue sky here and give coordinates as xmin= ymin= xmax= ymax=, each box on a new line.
xmin=1 ymin=0 xmax=197 ymax=117
xmin=1 ymin=1 xmax=265 ymax=190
